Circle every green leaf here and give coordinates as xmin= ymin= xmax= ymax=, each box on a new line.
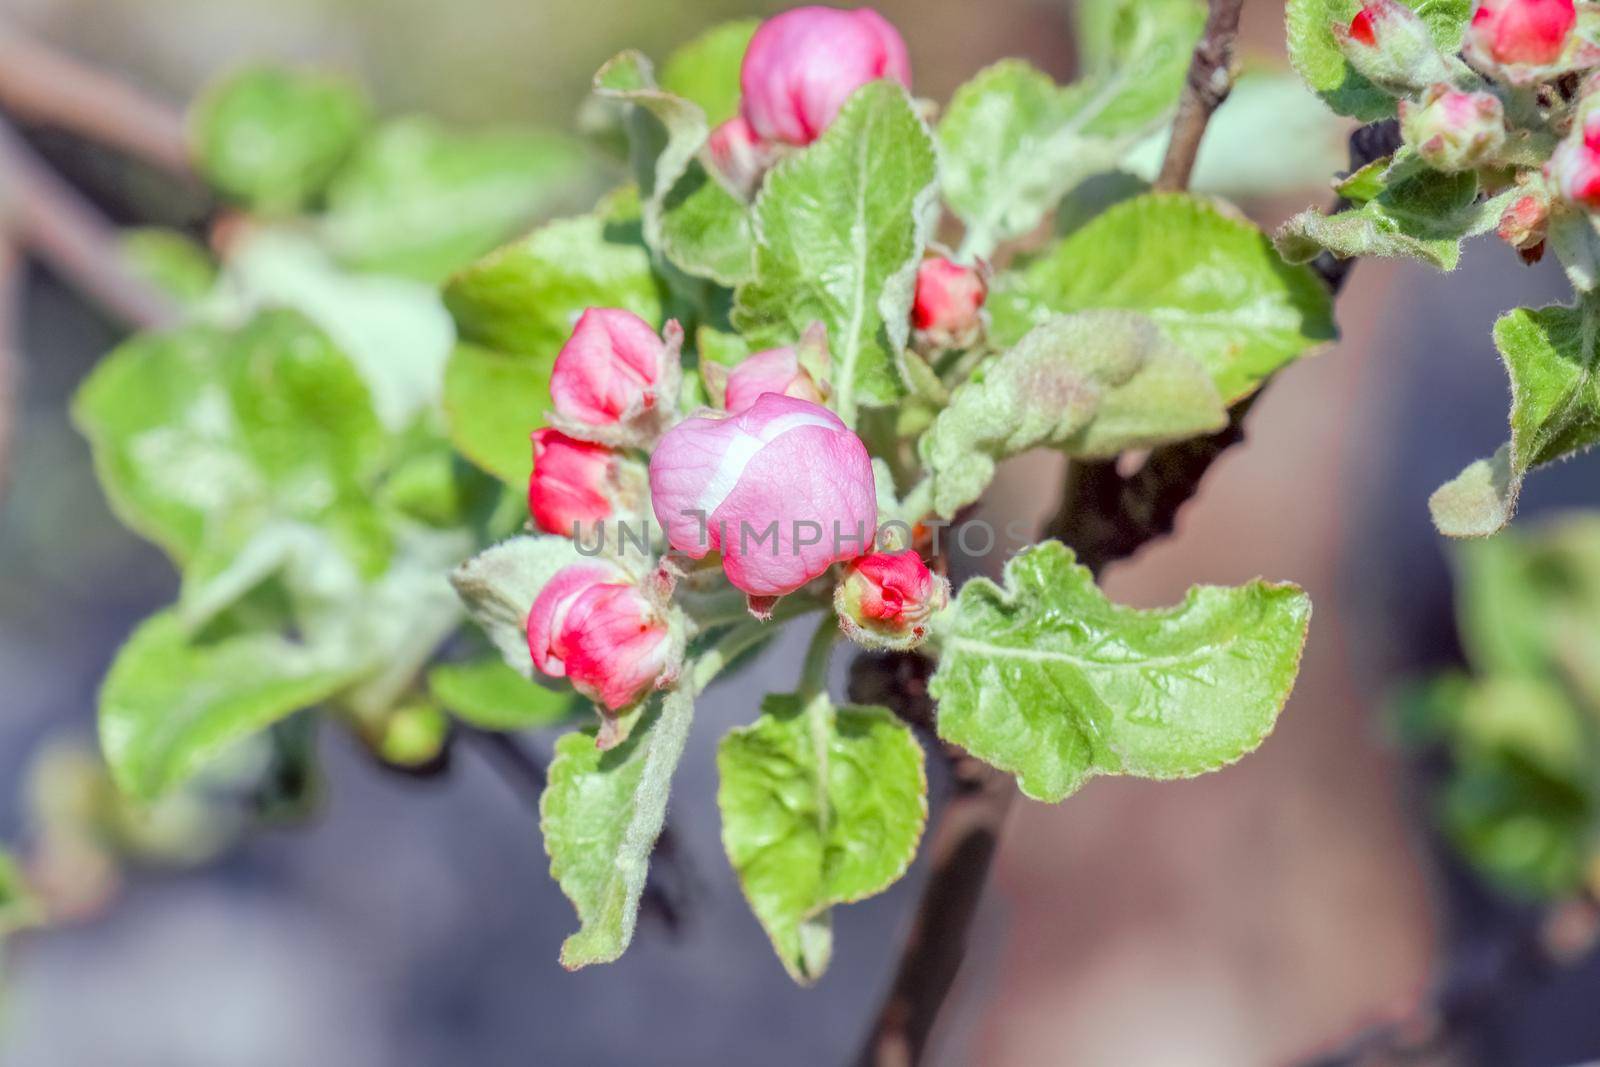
xmin=717 ymin=693 xmax=926 ymax=983
xmin=450 ymin=535 xmax=587 ymax=675
xmin=932 ymin=541 xmax=1311 ymax=801
xmin=542 ymin=687 xmax=694 ymax=968
xmin=919 ymin=311 xmax=1225 ymax=517
xmin=994 ymin=194 xmax=1336 ymax=402
xmin=660 ymin=19 xmax=758 ymax=127
xmin=1433 ymin=299 xmax=1600 ymax=538
xmin=120 ymin=228 xmax=217 ymax=305
xmin=442 ymin=209 xmax=663 ymax=484
xmin=429 ymin=657 xmax=577 ymax=730
xmin=100 ymin=610 xmax=356 ymax=800
xmin=940 ymin=0 xmax=1203 ymax=256
xmin=1275 ymin=156 xmax=1506 ymax=272
xmin=320 ymin=117 xmax=593 ymax=283
xmin=734 ymin=81 xmax=937 ymax=424
xmin=219 ymin=229 xmax=456 ymax=431
xmin=0 ymin=850 xmax=41 ymax=936
xmin=594 ymin=51 xmax=753 ymax=285
xmin=1286 ymin=0 xmax=1472 ymax=120
xmin=190 ymin=66 xmax=370 ymax=214
xmin=73 ymin=310 xmax=389 ymax=570
xmin=1415 ymin=676 xmax=1597 ymax=898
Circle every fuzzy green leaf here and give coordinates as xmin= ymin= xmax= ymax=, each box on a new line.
xmin=442 ymin=209 xmax=662 ymax=484
xmin=429 ymin=657 xmax=577 ymax=730
xmin=734 ymin=81 xmax=937 ymax=424
xmin=940 ymin=0 xmax=1203 ymax=256
xmin=660 ymin=19 xmax=758 ymax=127
xmin=99 ymin=610 xmax=357 ymax=801
xmin=920 ymin=311 xmax=1224 ymax=517
xmin=594 ymin=51 xmax=753 ymax=285
xmin=1434 ymin=300 xmax=1600 ymax=537
xmin=449 ymin=535 xmax=587 ymax=676
xmin=120 ymin=228 xmax=217 ymax=305
xmin=320 ymin=117 xmax=593 ymax=283
xmin=73 ymin=310 xmax=389 ymax=571
xmin=1276 ymin=156 xmax=1506 ymax=272
xmin=220 ymin=229 xmax=456 ymax=431
xmin=1286 ymin=0 xmax=1473 ymax=120
xmin=718 ymin=693 xmax=926 ymax=983
xmin=932 ymin=541 xmax=1311 ymax=801
xmin=993 ymin=194 xmax=1336 ymax=402
xmin=542 ymin=687 xmax=694 ymax=968
xmin=190 ymin=66 xmax=370 ymax=214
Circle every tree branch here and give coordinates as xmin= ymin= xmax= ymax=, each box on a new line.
xmin=0 ymin=117 xmax=180 ymax=329
xmin=0 ymin=20 xmax=193 ymax=178
xmin=1154 ymin=0 xmax=1245 ymax=193
xmin=852 ymin=9 xmax=1401 ymax=1063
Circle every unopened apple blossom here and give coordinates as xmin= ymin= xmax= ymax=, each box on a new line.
xmin=549 ymin=307 xmax=682 ymax=444
xmin=648 ymin=392 xmax=877 ymax=598
xmin=834 ymin=550 xmax=949 ymax=651
xmin=739 ymin=5 xmax=911 ymax=146
xmin=526 ymin=563 xmax=677 ymax=716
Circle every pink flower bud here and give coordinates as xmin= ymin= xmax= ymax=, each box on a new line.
xmin=739 ymin=6 xmax=911 ymax=147
xmin=1549 ymin=113 xmax=1600 ymax=209
xmin=549 ymin=308 xmax=682 ymax=441
xmin=1399 ymin=85 xmax=1505 ymax=172
xmin=707 ymin=115 xmax=773 ymax=198
xmin=1497 ymin=189 xmax=1550 ymax=259
xmin=1332 ymin=1 xmax=1452 ymax=91
xmin=912 ymin=257 xmax=987 ymax=349
xmin=722 ymin=345 xmax=824 ymax=413
xmin=648 ymin=392 xmax=877 ymax=597
xmin=527 ymin=428 xmax=644 ymax=537
xmin=1467 ymin=0 xmax=1575 ymax=66
xmin=834 ymin=550 xmax=949 ymax=650
xmin=526 ymin=564 xmax=675 ymax=712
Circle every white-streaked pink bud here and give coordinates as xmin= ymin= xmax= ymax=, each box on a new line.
xmin=648 ymin=392 xmax=877 ymax=597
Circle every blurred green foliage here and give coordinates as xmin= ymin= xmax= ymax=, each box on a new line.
xmin=1400 ymin=515 xmax=1600 ymax=899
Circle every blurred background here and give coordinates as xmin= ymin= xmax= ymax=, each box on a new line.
xmin=2 ymin=0 xmax=1599 ymax=1065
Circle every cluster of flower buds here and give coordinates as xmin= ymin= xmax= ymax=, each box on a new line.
xmin=518 ymin=7 xmax=969 ymax=728
xmin=706 ymin=6 xmax=912 ymax=196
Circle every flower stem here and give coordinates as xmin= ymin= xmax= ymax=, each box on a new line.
xmin=797 ymin=613 xmax=840 ymax=701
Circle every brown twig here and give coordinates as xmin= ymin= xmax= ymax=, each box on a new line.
xmin=0 ymin=117 xmax=180 ymax=329
xmin=0 ymin=21 xmax=192 ymax=178
xmin=1154 ymin=0 xmax=1246 ymax=193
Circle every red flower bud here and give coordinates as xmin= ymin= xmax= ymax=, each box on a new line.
xmin=549 ymin=308 xmax=682 ymax=443
xmin=1467 ymin=0 xmax=1575 ymax=67
xmin=739 ymin=6 xmax=911 ymax=147
xmin=527 ymin=428 xmax=644 ymax=538
xmin=526 ymin=564 xmax=676 ymax=712
xmin=912 ymin=257 xmax=987 ymax=349
xmin=1549 ymin=112 xmax=1600 ymax=210
xmin=834 ymin=550 xmax=949 ymax=650
xmin=1331 ymin=1 xmax=1454 ymax=91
